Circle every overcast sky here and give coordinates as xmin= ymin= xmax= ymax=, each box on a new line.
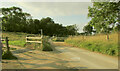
xmin=0 ymin=1 xmax=92 ymax=33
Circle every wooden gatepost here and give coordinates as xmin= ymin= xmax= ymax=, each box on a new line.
xmin=1 ymin=37 xmax=10 ymax=52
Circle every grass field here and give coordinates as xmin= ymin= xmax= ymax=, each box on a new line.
xmin=2 ymin=32 xmax=27 ymax=47
xmin=65 ymin=33 xmax=118 ymax=56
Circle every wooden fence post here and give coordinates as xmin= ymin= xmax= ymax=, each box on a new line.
xmin=41 ymin=29 xmax=43 ymax=49
xmin=5 ymin=37 xmax=10 ymax=51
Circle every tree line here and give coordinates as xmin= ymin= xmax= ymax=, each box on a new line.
xmin=1 ymin=6 xmax=78 ymax=36
xmin=82 ymin=2 xmax=120 ymax=35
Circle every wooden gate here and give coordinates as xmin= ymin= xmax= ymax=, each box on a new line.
xmin=26 ymin=29 xmax=43 ymax=44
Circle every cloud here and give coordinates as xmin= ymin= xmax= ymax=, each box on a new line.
xmin=15 ymin=2 xmax=91 ymax=16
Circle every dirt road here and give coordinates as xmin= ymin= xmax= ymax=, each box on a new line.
xmin=55 ymin=46 xmax=118 ymax=69
xmin=2 ymin=43 xmax=118 ymax=69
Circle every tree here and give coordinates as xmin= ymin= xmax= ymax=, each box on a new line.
xmin=39 ymin=17 xmax=55 ymax=35
xmin=88 ymin=2 xmax=120 ymax=33
xmin=2 ymin=6 xmax=31 ymax=32
xmin=66 ymin=24 xmax=78 ymax=35
xmin=83 ymin=24 xmax=93 ymax=35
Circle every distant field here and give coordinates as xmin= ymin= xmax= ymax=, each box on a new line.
xmin=65 ymin=33 xmax=118 ymax=56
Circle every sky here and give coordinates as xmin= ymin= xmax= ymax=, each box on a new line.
xmin=0 ymin=1 xmax=92 ymax=33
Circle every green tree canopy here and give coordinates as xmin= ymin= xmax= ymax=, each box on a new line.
xmin=88 ymin=2 xmax=120 ymax=33
xmin=2 ymin=6 xmax=31 ymax=32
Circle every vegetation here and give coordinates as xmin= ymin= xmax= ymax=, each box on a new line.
xmin=42 ymin=37 xmax=53 ymax=51
xmin=83 ymin=24 xmax=93 ymax=35
xmin=78 ymin=2 xmax=119 ymax=55
xmin=1 ymin=6 xmax=78 ymax=37
xmin=2 ymin=44 xmax=17 ymax=59
xmin=2 ymin=32 xmax=27 ymax=47
xmin=65 ymin=33 xmax=118 ymax=56
xmin=51 ymin=37 xmax=67 ymax=42
xmin=2 ymin=51 xmax=17 ymax=59
xmin=82 ymin=2 xmax=120 ymax=35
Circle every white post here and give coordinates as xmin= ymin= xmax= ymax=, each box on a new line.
xmin=41 ymin=29 xmax=43 ymax=38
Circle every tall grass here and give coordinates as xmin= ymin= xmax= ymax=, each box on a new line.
xmin=65 ymin=33 xmax=118 ymax=56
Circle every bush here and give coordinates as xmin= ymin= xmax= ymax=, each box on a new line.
xmin=2 ymin=50 xmax=17 ymax=59
xmin=42 ymin=37 xmax=53 ymax=51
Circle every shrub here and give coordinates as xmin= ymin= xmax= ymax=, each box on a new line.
xmin=42 ymin=37 xmax=53 ymax=51
xmin=2 ymin=50 xmax=17 ymax=59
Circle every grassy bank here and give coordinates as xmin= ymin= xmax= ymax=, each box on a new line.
xmin=65 ymin=33 xmax=118 ymax=56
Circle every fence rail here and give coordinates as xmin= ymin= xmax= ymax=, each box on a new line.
xmin=26 ymin=40 xmax=42 ymax=43
xmin=26 ymin=37 xmax=42 ymax=39
xmin=26 ymin=36 xmax=42 ymax=44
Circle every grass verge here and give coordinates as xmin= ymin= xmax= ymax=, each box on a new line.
xmin=65 ymin=33 xmax=118 ymax=56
